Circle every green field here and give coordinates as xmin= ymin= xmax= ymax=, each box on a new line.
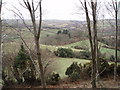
xmin=64 ymin=40 xmax=120 ymax=59
xmin=4 ymin=27 xmax=119 ymax=59
xmin=3 ymin=42 xmax=84 ymax=53
xmin=51 ymin=57 xmax=120 ymax=79
xmin=41 ymin=29 xmax=59 ymax=38
xmin=65 ymin=40 xmax=90 ymax=48
xmin=41 ymin=44 xmax=84 ymax=52
xmin=3 ymin=29 xmax=120 ymax=79
xmin=100 ymin=47 xmax=120 ymax=59
xmin=4 ymin=28 xmax=59 ymax=43
xmin=4 ymin=39 xmax=120 ymax=60
xmin=52 ymin=58 xmax=90 ymax=78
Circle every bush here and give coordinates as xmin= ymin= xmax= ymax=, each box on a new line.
xmin=109 ymin=64 xmax=120 ymax=76
xmin=23 ymin=69 xmax=36 ymax=84
xmin=110 ymin=55 xmax=115 ymax=61
xmin=74 ymin=46 xmax=87 ymax=50
xmin=83 ymin=62 xmax=92 ymax=77
xmin=57 ymin=30 xmax=69 ymax=35
xmin=70 ymin=72 xmax=80 ymax=82
xmin=74 ymin=46 xmax=83 ymax=49
xmin=54 ymin=48 xmax=74 ymax=58
xmin=73 ymin=51 xmax=91 ymax=59
xmin=83 ymin=58 xmax=110 ymax=77
xmin=2 ymin=70 xmax=12 ymax=86
xmin=73 ymin=52 xmax=81 ymax=59
xmin=57 ymin=30 xmax=62 ymax=34
xmin=117 ymin=64 xmax=120 ymax=76
xmin=80 ymin=51 xmax=91 ymax=59
xmin=98 ymin=58 xmax=110 ymax=77
xmin=65 ymin=62 xmax=81 ymax=81
xmin=47 ymin=72 xmax=60 ymax=85
xmin=108 ymin=64 xmax=114 ymax=76
xmin=62 ymin=30 xmax=69 ymax=34
xmin=55 ymin=48 xmax=91 ymax=59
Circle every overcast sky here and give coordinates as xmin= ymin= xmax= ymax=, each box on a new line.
xmin=2 ymin=0 xmax=120 ymax=20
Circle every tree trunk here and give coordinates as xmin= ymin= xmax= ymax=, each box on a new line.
xmin=84 ymin=1 xmax=97 ymax=88
xmin=25 ymin=1 xmax=46 ymax=88
xmin=91 ymin=1 xmax=98 ymax=88
xmin=114 ymin=0 xmax=118 ymax=81
xmin=35 ymin=38 xmax=46 ymax=88
xmin=0 ymin=0 xmax=2 ymax=84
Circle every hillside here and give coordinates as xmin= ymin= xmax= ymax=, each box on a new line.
xmin=2 ymin=19 xmax=120 ymax=89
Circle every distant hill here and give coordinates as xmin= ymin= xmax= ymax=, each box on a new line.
xmin=3 ymin=19 xmax=118 ymax=36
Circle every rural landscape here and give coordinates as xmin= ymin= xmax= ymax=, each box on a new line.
xmin=0 ymin=0 xmax=120 ymax=89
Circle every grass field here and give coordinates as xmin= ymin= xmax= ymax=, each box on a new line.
xmin=51 ymin=57 xmax=120 ymax=79
xmin=4 ymin=39 xmax=120 ymax=60
xmin=64 ymin=40 xmax=120 ymax=59
xmin=41 ymin=29 xmax=59 ymax=38
xmin=52 ymin=58 xmax=90 ymax=78
xmin=4 ymin=27 xmax=120 ymax=58
xmin=100 ymin=47 xmax=120 ymax=59
xmin=3 ymin=42 xmax=84 ymax=53
xmin=41 ymin=44 xmax=84 ymax=52
xmin=65 ymin=40 xmax=90 ymax=48
xmin=4 ymin=28 xmax=59 ymax=43
xmin=3 ymin=31 xmax=120 ymax=79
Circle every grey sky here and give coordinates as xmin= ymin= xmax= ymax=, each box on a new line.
xmin=2 ymin=0 xmax=120 ymax=20
xmin=2 ymin=0 xmax=80 ymax=20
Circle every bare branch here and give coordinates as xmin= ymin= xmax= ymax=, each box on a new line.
xmin=105 ymin=2 xmax=115 ymax=17
xmin=34 ymin=2 xmax=40 ymax=12
xmin=18 ymin=0 xmax=27 ymax=9
xmin=79 ymin=0 xmax=85 ymax=10
xmin=8 ymin=7 xmax=34 ymax=34
xmin=112 ymin=0 xmax=116 ymax=10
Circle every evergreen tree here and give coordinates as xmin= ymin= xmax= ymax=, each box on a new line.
xmin=14 ymin=44 xmax=30 ymax=69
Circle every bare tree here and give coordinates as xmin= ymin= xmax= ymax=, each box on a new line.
xmin=0 ymin=0 xmax=2 ymax=86
xmin=9 ymin=0 xmax=46 ymax=88
xmin=106 ymin=0 xmax=119 ymax=81
xmin=23 ymin=0 xmax=46 ymax=87
xmin=114 ymin=0 xmax=118 ymax=82
xmin=79 ymin=0 xmax=98 ymax=88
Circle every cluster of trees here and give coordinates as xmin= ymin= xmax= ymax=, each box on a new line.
xmin=57 ymin=30 xmax=69 ymax=34
xmin=2 ymin=44 xmax=57 ymax=86
xmin=57 ymin=29 xmax=71 ymax=38
xmin=3 ymin=44 xmax=35 ymax=85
